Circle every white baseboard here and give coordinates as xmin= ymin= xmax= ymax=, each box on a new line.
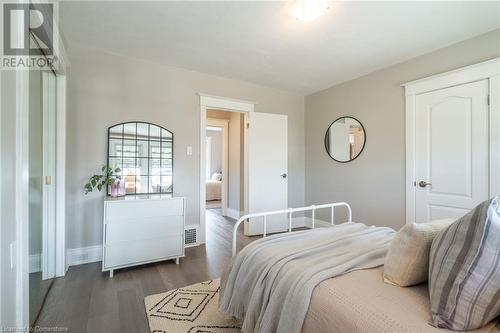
xmin=226 ymin=208 xmax=243 ymax=220
xmin=29 ymin=254 xmax=41 ymax=273
xmin=66 ymin=245 xmax=102 ymax=267
xmin=225 ymin=210 xmax=307 ymax=225
xmin=64 ymin=219 xmax=335 ymax=268
xmin=291 ymin=217 xmax=333 ymax=228
xmin=291 ymin=216 xmax=307 ymax=228
xmin=303 ymin=217 xmax=333 ymax=228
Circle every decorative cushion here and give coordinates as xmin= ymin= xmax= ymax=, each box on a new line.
xmin=428 ymin=196 xmax=500 ymax=330
xmin=383 ymin=218 xmax=454 ymax=287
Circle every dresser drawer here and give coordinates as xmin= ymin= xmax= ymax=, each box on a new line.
xmin=105 ymin=198 xmax=183 ymax=222
xmin=104 ymin=235 xmax=183 ymax=269
xmin=105 ymin=216 xmax=183 ymax=244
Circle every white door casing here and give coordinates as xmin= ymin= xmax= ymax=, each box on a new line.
xmin=414 ymin=80 xmax=489 ymax=222
xmin=199 ymin=94 xmax=255 ymax=244
xmin=404 ymin=57 xmax=500 ymax=224
xmin=246 ymin=112 xmax=288 ymax=235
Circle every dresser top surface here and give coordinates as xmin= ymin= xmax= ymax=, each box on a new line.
xmin=104 ymin=194 xmax=184 ymax=202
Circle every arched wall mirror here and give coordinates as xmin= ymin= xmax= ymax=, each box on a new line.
xmin=325 ymin=116 xmax=366 ymax=163
xmin=107 ymin=122 xmax=173 ymax=195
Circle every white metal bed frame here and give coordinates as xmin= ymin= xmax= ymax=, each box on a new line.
xmin=232 ymin=202 xmax=352 ymax=256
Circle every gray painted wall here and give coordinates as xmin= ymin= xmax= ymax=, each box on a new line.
xmin=66 ymin=43 xmax=305 ymax=249
xmin=304 ymin=29 xmax=500 ymax=230
xmin=228 ymin=112 xmax=245 ymax=212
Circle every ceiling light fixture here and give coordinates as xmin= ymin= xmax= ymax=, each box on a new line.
xmin=290 ymin=0 xmax=331 ymax=22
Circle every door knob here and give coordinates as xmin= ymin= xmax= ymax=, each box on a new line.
xmin=280 ymin=173 xmax=287 ymax=179
xmin=418 ymin=181 xmax=432 ymax=188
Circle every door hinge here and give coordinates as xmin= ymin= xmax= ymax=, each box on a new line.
xmin=45 ymin=175 xmax=52 ymax=185
xmin=246 ymin=123 xmax=250 ymax=129
xmin=487 ymin=95 xmax=490 ymax=106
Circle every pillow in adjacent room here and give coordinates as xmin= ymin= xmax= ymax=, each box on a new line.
xmin=211 ymin=172 xmax=222 ymax=181
xmin=428 ymin=196 xmax=500 ymax=331
xmin=383 ymin=218 xmax=454 ymax=287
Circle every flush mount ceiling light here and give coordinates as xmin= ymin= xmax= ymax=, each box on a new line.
xmin=290 ymin=0 xmax=331 ymax=22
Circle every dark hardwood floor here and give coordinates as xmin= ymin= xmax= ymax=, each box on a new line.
xmin=29 ymin=272 xmax=53 ymax=325
xmin=35 ymin=209 xmax=257 ymax=333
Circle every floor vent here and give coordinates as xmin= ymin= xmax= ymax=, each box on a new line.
xmin=185 ymin=228 xmax=197 ymax=246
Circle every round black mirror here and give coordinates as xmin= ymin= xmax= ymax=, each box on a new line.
xmin=325 ymin=116 xmax=366 ymax=162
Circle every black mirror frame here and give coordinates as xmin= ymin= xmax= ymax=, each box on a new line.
xmin=324 ymin=116 xmax=366 ymax=163
xmin=107 ymin=121 xmax=174 ymax=195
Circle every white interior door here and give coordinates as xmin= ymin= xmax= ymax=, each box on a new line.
xmin=415 ymin=79 xmax=489 ymax=222
xmin=246 ymin=112 xmax=288 ymax=235
xmin=330 ymin=121 xmax=350 ymax=161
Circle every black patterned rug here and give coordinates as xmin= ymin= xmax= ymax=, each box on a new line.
xmin=144 ymin=279 xmax=241 ymax=333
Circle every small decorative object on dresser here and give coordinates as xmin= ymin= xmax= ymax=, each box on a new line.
xmin=102 ymin=194 xmax=185 ymax=277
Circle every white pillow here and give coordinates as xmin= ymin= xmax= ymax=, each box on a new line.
xmin=383 ymin=218 xmax=454 ymax=287
xmin=211 ymin=173 xmax=222 ymax=181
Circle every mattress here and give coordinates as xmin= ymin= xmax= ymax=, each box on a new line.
xmin=302 ymin=266 xmax=499 ymax=333
xmin=206 ymin=180 xmax=222 ymax=201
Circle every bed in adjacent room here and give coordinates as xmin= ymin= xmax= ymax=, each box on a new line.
xmin=206 ymin=173 xmax=222 ymax=201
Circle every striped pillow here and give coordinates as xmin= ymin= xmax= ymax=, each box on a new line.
xmin=428 ymin=196 xmax=500 ymax=330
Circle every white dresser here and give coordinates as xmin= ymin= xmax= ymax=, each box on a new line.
xmin=102 ymin=194 xmax=185 ymax=277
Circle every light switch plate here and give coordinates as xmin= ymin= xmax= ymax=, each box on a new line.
xmin=187 ymin=146 xmax=193 ymax=156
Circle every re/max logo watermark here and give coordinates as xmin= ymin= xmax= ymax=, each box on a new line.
xmin=1 ymin=2 xmax=58 ymax=70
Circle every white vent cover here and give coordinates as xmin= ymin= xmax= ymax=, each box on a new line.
xmin=185 ymin=228 xmax=197 ymax=246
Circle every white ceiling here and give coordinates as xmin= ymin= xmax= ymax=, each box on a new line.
xmin=59 ymin=1 xmax=500 ymax=94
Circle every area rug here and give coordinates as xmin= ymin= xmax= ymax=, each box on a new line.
xmin=144 ymin=279 xmax=241 ymax=333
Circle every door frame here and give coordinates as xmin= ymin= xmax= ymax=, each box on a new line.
xmin=198 ymin=94 xmax=254 ymax=244
xmin=206 ymin=118 xmax=229 ymax=216
xmin=403 ymin=57 xmax=500 ymax=224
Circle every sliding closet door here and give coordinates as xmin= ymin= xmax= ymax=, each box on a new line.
xmin=28 ymin=70 xmax=57 ymax=325
xmin=29 ymin=70 xmax=47 ymax=326
xmin=414 ymin=79 xmax=489 ymax=222
xmin=42 ymin=71 xmax=57 ymax=279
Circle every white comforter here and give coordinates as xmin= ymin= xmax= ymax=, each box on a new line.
xmin=219 ymin=222 xmax=395 ymax=333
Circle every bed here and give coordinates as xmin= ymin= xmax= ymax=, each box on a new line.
xmin=303 ymin=267 xmax=499 ymax=333
xmin=220 ymin=202 xmax=500 ymax=333
xmin=206 ymin=179 xmax=222 ymax=201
